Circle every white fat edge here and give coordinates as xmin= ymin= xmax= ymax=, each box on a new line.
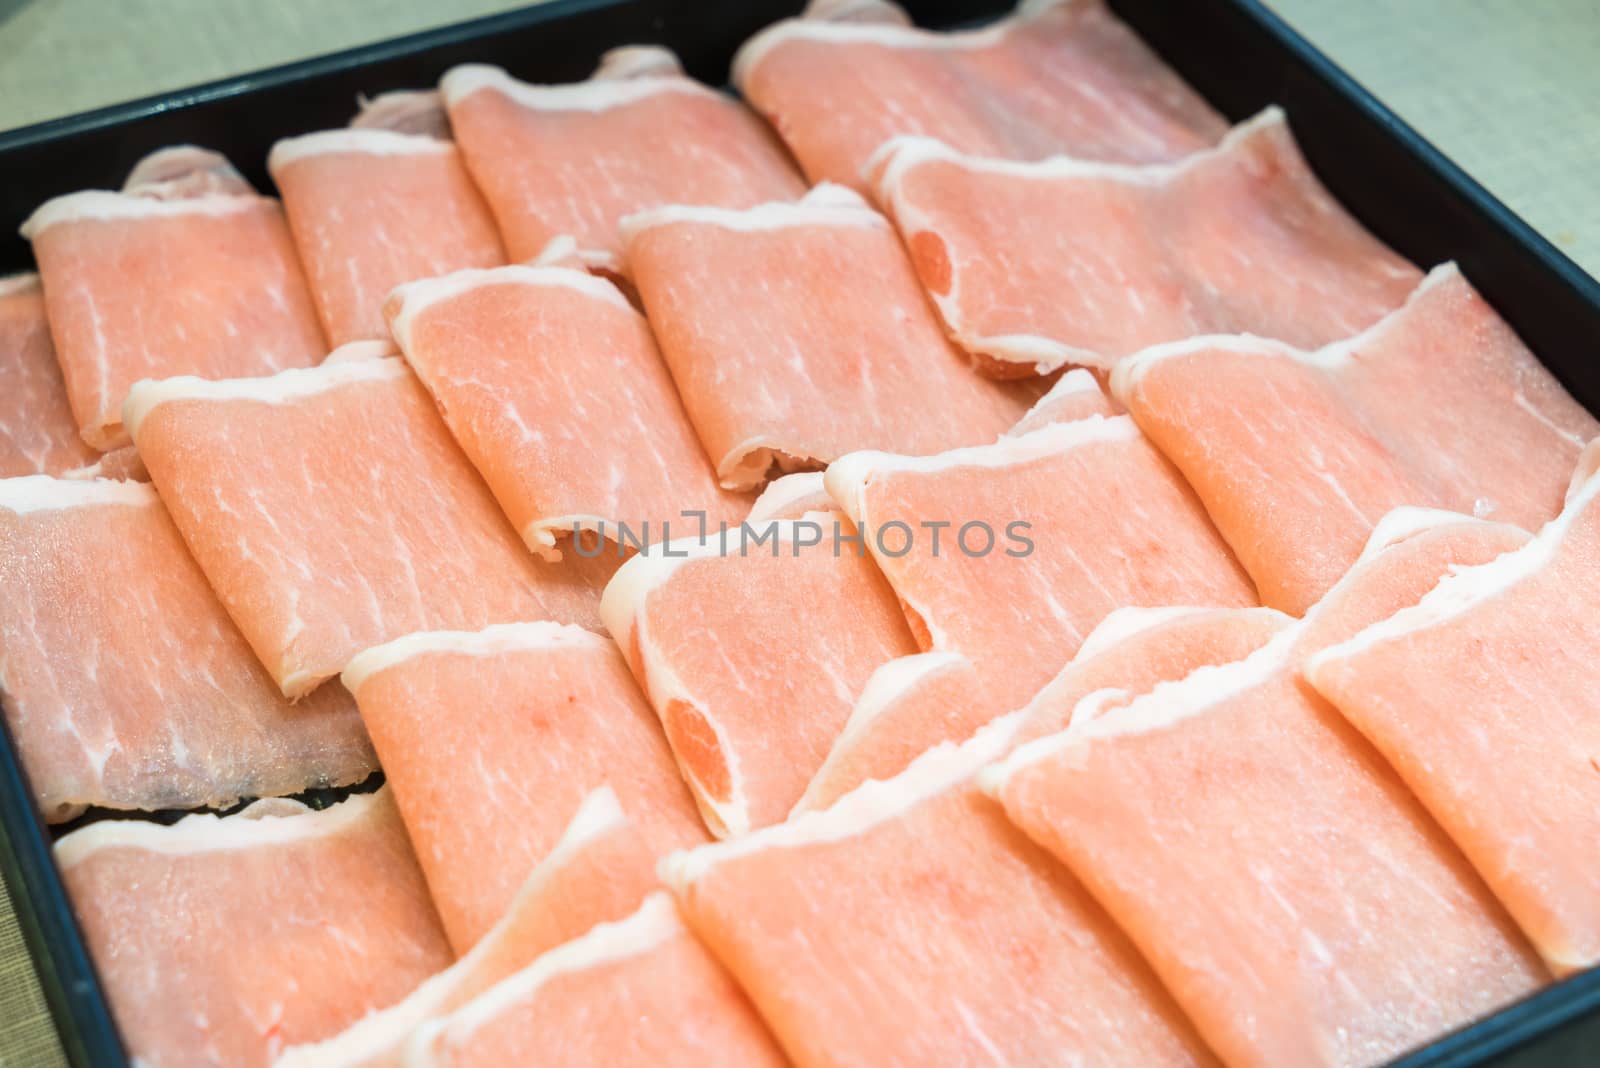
xmin=21 ymin=189 xmax=273 ymax=239
xmin=386 ymin=264 xmax=631 ymax=354
xmin=1306 ymin=467 xmax=1600 ymax=678
xmin=620 ymin=183 xmax=883 ymax=244
xmin=121 ymin=357 xmax=407 ymax=440
xmin=747 ymin=472 xmax=830 ymax=522
xmin=602 ymin=521 xmax=842 ymax=838
xmin=439 ymin=62 xmax=714 ymax=112
xmin=979 ymin=626 xmax=1299 ymax=798
xmin=715 ymin=436 xmax=828 ymax=492
xmin=1004 ymin=369 xmax=1104 ymax=437
xmin=322 ymin=338 xmax=399 ymax=364
xmin=342 ymin=620 xmax=613 ymax=695
xmin=0 ymin=272 xmax=40 ymax=298
xmin=522 ymin=514 xmax=623 ymax=561
xmin=732 ymin=0 xmax=1078 ymax=88
xmin=663 ymin=708 xmax=1024 ymax=889
xmin=592 ymin=44 xmax=685 ymax=80
xmin=273 ymin=786 xmax=629 ymax=1068
xmin=1566 ymin=437 xmax=1600 ymax=504
xmin=54 ymin=788 xmax=388 ymax=869
xmin=529 ymin=233 xmax=581 ymax=268
xmin=1353 ymin=506 xmax=1488 ymax=564
xmin=1308 ymin=260 xmax=1460 ymax=369
xmin=789 ymin=652 xmax=972 ymax=816
xmin=825 ymin=414 xmax=1138 ymax=526
xmin=409 ymin=892 xmax=682 ymax=1058
xmin=267 ymin=128 xmax=453 ymax=174
xmin=0 ymin=475 xmax=155 ymax=515
xmin=1073 ymin=606 xmax=1217 ymax=662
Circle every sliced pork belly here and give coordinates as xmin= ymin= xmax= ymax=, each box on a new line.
xmin=0 ymin=476 xmax=373 ymax=821
xmin=123 ymin=358 xmax=596 ymax=698
xmin=21 ymin=173 xmax=325 ymax=450
xmin=624 ymin=185 xmax=1036 ymax=490
xmin=1308 ymin=464 xmax=1600 ymax=973
xmin=1009 ymin=605 xmax=1291 ymax=745
xmin=57 ymin=789 xmax=451 ymax=1068
xmin=405 ymin=893 xmax=787 ymax=1067
xmin=665 ymin=720 xmax=1216 ymax=1067
xmin=1113 ymin=263 xmax=1598 ymax=612
xmin=792 ymin=651 xmax=995 ymax=814
xmin=350 ymin=89 xmax=453 ymax=139
xmin=825 ymin=415 xmax=1256 ymax=710
xmin=601 ymin=515 xmax=918 ymax=836
xmin=986 ymin=522 xmax=1551 ymax=1067
xmin=342 ymin=622 xmax=705 ymax=952
xmin=276 ymin=787 xmax=658 ymax=1068
xmin=0 ymin=274 xmax=103 ymax=477
xmin=873 ymin=109 xmax=1421 ymax=376
xmin=1005 ymin=367 xmax=1119 ymax=436
xmin=734 ymin=0 xmax=1225 ymax=191
xmin=386 ymin=264 xmax=740 ymax=558
xmin=440 ymin=51 xmax=803 ymax=270
xmin=268 ymin=128 xmax=505 ymax=345
xmin=121 ymin=145 xmax=254 ymax=200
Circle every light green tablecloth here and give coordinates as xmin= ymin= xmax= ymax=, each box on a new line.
xmin=0 ymin=2 xmax=1595 ymax=1064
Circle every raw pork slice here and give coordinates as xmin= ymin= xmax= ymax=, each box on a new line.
xmin=625 ymin=185 xmax=1036 ymax=490
xmin=791 ymin=651 xmax=995 ymax=814
xmin=1005 ymin=367 xmax=1119 ymax=436
xmin=405 ymin=893 xmax=787 ymax=1068
xmin=664 ymin=719 xmax=1216 ymax=1067
xmin=57 ymin=789 xmax=451 ymax=1068
xmin=734 ymin=0 xmax=1225 ymax=190
xmin=123 ymin=358 xmax=596 ymax=698
xmin=341 ymin=622 xmax=706 ymax=951
xmin=985 ymin=623 xmax=1546 ymax=1067
xmin=1113 ymin=263 xmax=1598 ymax=612
xmin=21 ymin=176 xmax=326 ymax=449
xmin=872 ymin=108 xmax=1421 ymax=376
xmin=269 ymin=128 xmax=505 ymax=345
xmin=1307 ymin=463 xmax=1600 ymax=973
xmin=0 ymin=274 xmax=103 ymax=477
xmin=275 ymin=786 xmax=658 ymax=1068
xmin=121 ymin=145 xmax=253 ymax=199
xmin=440 ymin=52 xmax=803 ymax=269
xmin=1009 ymin=604 xmax=1292 ymax=745
xmin=386 ymin=264 xmax=740 ymax=558
xmin=350 ymin=89 xmax=452 ymax=139
xmin=601 ymin=516 xmax=919 ymax=836
xmin=825 ymin=414 xmax=1256 ymax=710
xmin=0 ymin=476 xmax=373 ymax=821
xmin=746 ymin=472 xmax=833 ymax=522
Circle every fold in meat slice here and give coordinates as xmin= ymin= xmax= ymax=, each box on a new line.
xmin=440 ymin=50 xmax=803 ymax=270
xmin=386 ymin=265 xmax=740 ymax=558
xmin=745 ymin=472 xmax=833 ymax=523
xmin=342 ymin=622 xmax=705 ymax=952
xmin=825 ymin=415 xmax=1256 ymax=710
xmin=21 ymin=175 xmax=326 ymax=450
xmin=873 ymin=109 xmax=1421 ymax=376
xmin=0 ymin=476 xmax=374 ymax=821
xmin=1009 ymin=605 xmax=1291 ymax=745
xmin=350 ymin=89 xmax=453 ymax=139
xmin=986 ymin=586 xmax=1548 ymax=1065
xmin=1308 ymin=464 xmax=1600 ymax=974
xmin=275 ymin=786 xmax=659 ymax=1068
xmin=791 ymin=651 xmax=995 ymax=814
xmin=1113 ymin=263 xmax=1598 ymax=612
xmin=601 ymin=516 xmax=919 ymax=836
xmin=121 ymin=145 xmax=254 ymax=200
xmin=124 ymin=358 xmax=596 ymax=698
xmin=665 ymin=720 xmax=1216 ymax=1067
xmin=268 ymin=128 xmax=505 ymax=345
xmin=56 ymin=789 xmax=451 ymax=1068
xmin=405 ymin=893 xmax=788 ymax=1068
xmin=625 ymin=185 xmax=1036 ymax=490
xmin=734 ymin=0 xmax=1225 ymax=190
xmin=1005 ymin=367 xmax=1119 ymax=437
xmin=0 ymin=274 xmax=103 ymax=477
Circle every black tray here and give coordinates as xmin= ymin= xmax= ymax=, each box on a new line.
xmin=1 ymin=2 xmax=1597 ymax=1065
